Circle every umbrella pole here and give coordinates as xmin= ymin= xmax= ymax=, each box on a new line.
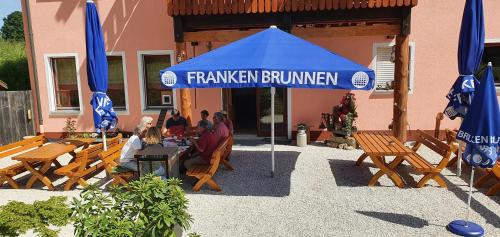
xmin=465 ymin=167 xmax=475 ymax=227
xmin=447 ymin=166 xmax=484 ymax=236
xmin=271 ymin=87 xmax=275 ymax=178
xmin=102 ymin=130 xmax=107 ymax=151
xmin=457 ymin=118 xmax=464 ymax=176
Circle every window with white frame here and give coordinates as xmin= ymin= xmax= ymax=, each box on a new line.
xmin=372 ymin=43 xmax=415 ymax=92
xmin=138 ymin=52 xmax=175 ymax=110
xmin=476 ymin=42 xmax=500 ymax=88
xmin=47 ymin=56 xmax=81 ymax=111
xmin=107 ymin=54 xmax=127 ymax=111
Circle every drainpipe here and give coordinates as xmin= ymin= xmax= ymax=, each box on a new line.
xmin=23 ymin=0 xmax=43 ymax=133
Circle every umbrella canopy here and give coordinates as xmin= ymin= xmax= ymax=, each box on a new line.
xmin=444 ymin=0 xmax=485 ymax=119
xmin=160 ymin=26 xmax=374 ymax=177
xmin=86 ymin=0 xmax=117 ymax=133
xmin=456 ymin=64 xmax=500 ymax=168
xmin=160 ymin=27 xmax=374 ymax=90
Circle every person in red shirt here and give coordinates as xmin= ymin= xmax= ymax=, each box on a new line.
xmin=212 ymin=111 xmax=229 ymax=143
xmin=185 ymin=120 xmax=219 ymax=169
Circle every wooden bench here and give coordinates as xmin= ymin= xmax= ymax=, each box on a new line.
xmin=99 ymin=143 xmax=132 ymax=186
xmin=403 ymin=130 xmax=453 ymax=188
xmin=186 ymin=137 xmax=229 ymax=192
xmin=0 ymin=135 xmax=46 ymax=188
xmin=220 ymin=135 xmax=234 ymax=171
xmin=474 ymin=162 xmax=500 ymax=196
xmin=54 ymin=134 xmax=122 ymax=190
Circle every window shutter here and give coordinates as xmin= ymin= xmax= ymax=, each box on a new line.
xmin=375 ymin=46 xmax=395 ymax=90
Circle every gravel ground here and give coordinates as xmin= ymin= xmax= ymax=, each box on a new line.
xmin=1 ymin=140 xmax=499 ymax=237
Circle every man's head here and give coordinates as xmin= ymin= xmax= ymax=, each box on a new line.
xmin=197 ymin=119 xmax=210 ymax=133
xmin=171 ymin=109 xmax=180 ymax=120
xmin=213 ymin=112 xmax=224 ymax=124
xmin=201 ymin=110 xmax=209 ymax=120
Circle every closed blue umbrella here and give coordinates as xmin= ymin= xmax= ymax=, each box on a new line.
xmin=458 ymin=64 xmax=500 ymax=168
xmin=447 ymin=64 xmax=499 ymax=237
xmin=160 ymin=26 xmax=375 ymax=176
xmin=86 ymin=0 xmax=117 ymax=149
xmin=444 ymin=0 xmax=485 ymax=120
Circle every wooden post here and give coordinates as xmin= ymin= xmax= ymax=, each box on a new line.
xmin=175 ymin=42 xmax=193 ymax=126
xmin=393 ymin=34 xmax=409 ymax=142
xmin=393 ymin=8 xmax=411 ymax=142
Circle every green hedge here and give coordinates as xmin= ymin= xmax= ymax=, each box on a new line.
xmin=0 ymin=40 xmax=29 ymax=90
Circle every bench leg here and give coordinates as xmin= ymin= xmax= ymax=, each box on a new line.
xmin=369 ymin=156 xmax=405 ymax=188
xmin=355 ymin=154 xmax=368 ymax=166
xmin=0 ymin=175 xmax=20 ymax=189
xmin=417 ymin=173 xmax=447 ymax=188
xmin=222 ymin=159 xmax=234 ymax=171
xmin=473 ymin=172 xmax=492 ymax=188
xmin=206 ymin=178 xmax=222 ymax=192
xmin=446 ymin=155 xmax=459 ymax=167
xmin=193 ymin=175 xmax=210 ymax=191
xmin=486 ymin=182 xmax=500 ymax=196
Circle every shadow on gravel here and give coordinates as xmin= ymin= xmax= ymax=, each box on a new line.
xmin=355 ymin=211 xmax=430 ymax=228
xmin=328 ymin=159 xmax=419 ymax=187
xmin=328 ymin=159 xmax=373 ymax=187
xmin=182 ymin=150 xmax=299 ymax=197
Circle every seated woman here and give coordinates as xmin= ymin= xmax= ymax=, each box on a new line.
xmin=140 ymin=127 xmax=167 ymax=177
xmin=117 ymin=116 xmax=152 ymax=172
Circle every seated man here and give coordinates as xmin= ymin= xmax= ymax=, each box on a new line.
xmin=197 ymin=110 xmax=213 ymax=129
xmin=184 ymin=120 xmax=219 ymax=169
xmin=164 ymin=109 xmax=188 ymax=137
xmin=212 ymin=111 xmax=229 ymax=143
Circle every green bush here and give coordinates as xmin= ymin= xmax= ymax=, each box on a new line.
xmin=72 ymin=174 xmax=193 ymax=237
xmin=0 ymin=40 xmax=29 ymax=90
xmin=0 ymin=196 xmax=71 ymax=237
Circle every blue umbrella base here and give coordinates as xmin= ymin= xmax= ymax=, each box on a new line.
xmin=447 ymin=220 xmax=484 ymax=237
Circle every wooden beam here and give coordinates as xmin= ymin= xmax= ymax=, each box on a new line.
xmin=175 ymin=42 xmax=193 ymax=126
xmin=393 ymin=34 xmax=409 ymax=142
xmin=182 ymin=7 xmax=401 ymax=31
xmin=183 ymin=24 xmax=400 ymax=42
xmin=291 ymin=24 xmax=400 ymax=38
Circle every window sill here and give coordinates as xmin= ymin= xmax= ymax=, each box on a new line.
xmin=49 ymin=110 xmax=82 ymax=117
xmin=115 ymin=110 xmax=129 ymax=116
xmin=372 ymin=89 xmax=414 ymax=95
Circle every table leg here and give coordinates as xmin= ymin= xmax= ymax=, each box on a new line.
xmin=355 ymin=153 xmax=368 ymax=166
xmin=368 ymin=156 xmax=405 ymax=188
xmin=24 ymin=161 xmax=55 ymax=190
xmin=53 ymin=160 xmax=63 ymax=168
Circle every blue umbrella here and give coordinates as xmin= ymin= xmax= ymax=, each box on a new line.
xmin=86 ymin=0 xmax=117 ymax=149
xmin=160 ymin=26 xmax=375 ymax=176
xmin=447 ymin=64 xmax=499 ymax=237
xmin=444 ymin=0 xmax=485 ymax=120
xmin=457 ymin=64 xmax=500 ymax=168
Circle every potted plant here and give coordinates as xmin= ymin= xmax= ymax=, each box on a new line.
xmin=72 ymin=174 xmax=193 ymax=237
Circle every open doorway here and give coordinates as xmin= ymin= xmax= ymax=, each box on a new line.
xmin=231 ymin=88 xmax=257 ymax=134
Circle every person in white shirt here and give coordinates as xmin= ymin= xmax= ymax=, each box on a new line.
xmin=118 ymin=116 xmax=152 ymax=171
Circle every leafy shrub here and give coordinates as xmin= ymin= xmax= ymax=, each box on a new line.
xmin=0 ymin=40 xmax=29 ymax=90
xmin=72 ymin=174 xmax=193 ymax=237
xmin=0 ymin=196 xmax=71 ymax=237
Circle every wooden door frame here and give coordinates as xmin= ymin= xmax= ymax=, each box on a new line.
xmin=256 ymin=88 xmax=288 ymax=137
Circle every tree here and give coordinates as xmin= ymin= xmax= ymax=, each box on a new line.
xmin=1 ymin=11 xmax=24 ymax=42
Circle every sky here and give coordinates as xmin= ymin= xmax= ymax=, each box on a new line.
xmin=0 ymin=0 xmax=22 ymax=29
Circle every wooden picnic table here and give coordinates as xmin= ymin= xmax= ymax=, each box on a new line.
xmin=12 ymin=139 xmax=94 ymax=190
xmin=353 ymin=132 xmax=414 ymax=188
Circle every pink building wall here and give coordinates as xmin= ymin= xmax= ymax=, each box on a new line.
xmin=21 ymin=0 xmax=500 ymax=137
